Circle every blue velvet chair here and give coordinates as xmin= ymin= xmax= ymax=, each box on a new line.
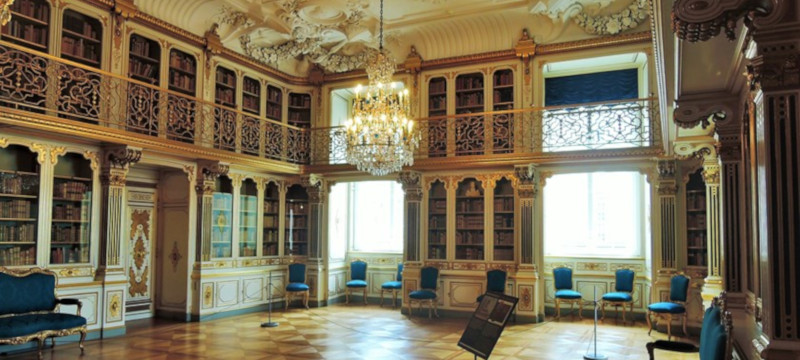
xmin=477 ymin=269 xmax=507 ymax=303
xmin=553 ymin=267 xmax=583 ymax=320
xmin=407 ymin=266 xmax=439 ymax=318
xmin=285 ymin=263 xmax=309 ymax=310
xmin=647 ymin=274 xmax=691 ymax=340
xmin=646 ymin=295 xmax=731 ymax=360
xmin=380 ymin=263 xmax=403 ymax=308
xmin=346 ymin=260 xmax=368 ymax=305
xmin=601 ymin=268 xmax=635 ymax=324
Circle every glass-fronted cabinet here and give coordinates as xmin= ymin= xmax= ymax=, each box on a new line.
xmin=51 ymin=153 xmax=92 ymax=264
xmin=263 ymin=181 xmax=280 ymax=256
xmin=0 ymin=145 xmax=39 ymax=266
xmin=685 ymin=169 xmax=707 ymax=268
xmin=427 ymin=180 xmax=447 ymax=260
xmin=456 ymin=178 xmax=484 ymax=260
xmin=493 ymin=178 xmax=514 ymax=261
xmin=239 ymin=179 xmax=257 ymax=257
xmin=285 ymin=184 xmax=308 ymax=256
xmin=211 ymin=176 xmax=233 ymax=258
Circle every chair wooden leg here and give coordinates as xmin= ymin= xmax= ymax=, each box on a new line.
xmin=646 ymin=311 xmax=653 ymax=335
xmin=578 ymin=300 xmax=583 ymax=320
xmin=622 ymin=303 xmax=626 ymax=324
xmin=601 ymin=301 xmax=606 ymax=321
xmin=304 ymin=291 xmax=309 ymax=309
xmin=433 ymin=299 xmax=439 ymax=318
xmin=555 ymin=298 xmax=561 ymax=320
xmin=285 ymin=294 xmax=289 ymax=310
xmin=428 ymin=300 xmax=432 ymax=319
xmin=666 ymin=314 xmax=673 ymax=340
xmin=682 ymin=314 xmax=687 ymax=337
xmin=37 ymin=337 xmax=44 ymax=360
xmin=346 ymin=288 xmax=350 ymax=304
xmin=79 ymin=329 xmax=86 ymax=354
xmin=380 ymin=290 xmax=384 ymax=307
xmin=363 ymin=289 xmax=367 ymax=305
xmin=392 ymin=290 xmax=397 ymax=308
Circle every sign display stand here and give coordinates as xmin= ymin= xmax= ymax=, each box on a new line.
xmin=457 ymin=292 xmax=518 ymax=359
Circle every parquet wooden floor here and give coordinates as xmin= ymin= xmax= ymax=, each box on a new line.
xmin=2 ymin=304 xmax=698 ymax=359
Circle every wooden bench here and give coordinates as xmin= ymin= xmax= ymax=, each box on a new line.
xmin=646 ymin=293 xmax=732 ymax=360
xmin=0 ymin=267 xmax=87 ymax=359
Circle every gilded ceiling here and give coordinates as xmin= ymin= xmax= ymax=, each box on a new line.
xmin=133 ymin=0 xmax=650 ymax=76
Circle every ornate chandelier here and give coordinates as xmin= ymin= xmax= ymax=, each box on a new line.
xmin=344 ymin=0 xmax=419 ymax=176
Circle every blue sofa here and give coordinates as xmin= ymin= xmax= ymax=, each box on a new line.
xmin=0 ymin=267 xmax=87 ymax=359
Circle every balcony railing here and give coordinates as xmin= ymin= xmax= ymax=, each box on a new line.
xmin=311 ymin=98 xmax=661 ymax=165
xmin=0 ymin=41 xmax=309 ymax=164
xmin=0 ymin=40 xmax=660 ymax=169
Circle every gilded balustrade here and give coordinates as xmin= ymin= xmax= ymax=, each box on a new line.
xmin=311 ymin=98 xmax=661 ymax=165
xmin=0 ymin=40 xmax=308 ymax=164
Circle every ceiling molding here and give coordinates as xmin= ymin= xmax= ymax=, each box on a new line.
xmin=537 ymin=31 xmax=651 ymax=54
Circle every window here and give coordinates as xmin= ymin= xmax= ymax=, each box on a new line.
xmin=544 ymin=171 xmax=648 ymax=258
xmin=328 ymin=181 xmax=404 ymax=254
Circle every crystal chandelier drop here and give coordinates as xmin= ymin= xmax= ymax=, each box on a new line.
xmin=344 ymin=0 xmax=419 ymax=176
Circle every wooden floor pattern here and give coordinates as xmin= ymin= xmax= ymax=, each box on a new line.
xmin=2 ymin=304 xmax=699 ymax=359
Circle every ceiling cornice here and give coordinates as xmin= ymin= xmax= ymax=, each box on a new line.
xmin=537 ymin=31 xmax=651 ymax=54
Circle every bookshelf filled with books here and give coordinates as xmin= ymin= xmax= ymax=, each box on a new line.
xmin=455 ymin=178 xmax=485 ymax=261
xmin=428 ymin=77 xmax=447 ymax=157
xmin=266 ymin=85 xmax=282 ymax=121
xmin=127 ymin=33 xmax=161 ymax=135
xmin=285 ymin=184 xmax=308 ymax=256
xmin=128 ymin=34 xmax=160 ymax=84
xmin=1 ymin=0 xmax=50 ymax=51
xmin=0 ymin=145 xmax=40 ymax=266
xmin=492 ymin=178 xmax=514 ymax=261
xmin=685 ymin=169 xmax=707 ymax=268
xmin=262 ymin=181 xmax=280 ymax=256
xmin=288 ymin=92 xmax=311 ymax=128
xmin=215 ymin=66 xmax=236 ymax=108
xmin=211 ymin=176 xmax=233 ymax=258
xmin=168 ymin=49 xmax=196 ymax=96
xmin=427 ymin=180 xmax=447 ymax=260
xmin=455 ymin=73 xmax=485 ymax=155
xmin=167 ymin=49 xmax=197 ymax=143
xmin=242 ymin=76 xmax=260 ymax=115
xmin=492 ymin=69 xmax=513 ymax=154
xmin=239 ymin=179 xmax=257 ymax=257
xmin=50 ymin=153 xmax=92 ymax=265
xmin=61 ymin=9 xmax=102 ymax=68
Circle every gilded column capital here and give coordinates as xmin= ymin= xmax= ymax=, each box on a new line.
xmin=702 ymin=164 xmax=721 ymax=185
xmin=301 ymin=174 xmax=327 ymax=204
xmin=657 ymin=184 xmax=679 ymax=196
xmin=717 ymin=130 xmax=742 ymax=162
xmin=514 ymin=164 xmax=538 ymax=199
xmin=657 ymin=159 xmax=677 ymax=179
xmin=195 ymin=161 xmax=229 ymax=195
xmin=674 ymin=93 xmax=739 ymax=129
xmin=748 ymin=50 xmax=800 ymax=92
xmin=398 ymin=171 xmax=423 ymax=202
xmin=104 ymin=146 xmax=142 ymax=170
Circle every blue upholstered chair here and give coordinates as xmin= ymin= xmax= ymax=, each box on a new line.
xmin=285 ymin=263 xmax=309 ymax=310
xmin=646 ymin=295 xmax=731 ymax=360
xmin=647 ymin=274 xmax=691 ymax=340
xmin=380 ymin=264 xmax=403 ymax=308
xmin=346 ymin=260 xmax=368 ymax=305
xmin=407 ymin=266 xmax=439 ymax=318
xmin=553 ymin=267 xmax=583 ymax=320
xmin=477 ymin=269 xmax=507 ymax=303
xmin=601 ymin=268 xmax=635 ymax=324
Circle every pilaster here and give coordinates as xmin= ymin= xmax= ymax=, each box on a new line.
xmin=717 ymin=124 xmax=747 ymax=305
xmin=513 ymin=164 xmax=541 ymax=320
xmin=701 ymin=160 xmax=723 ymax=299
xmin=653 ymin=158 xmax=679 ymax=302
xmin=301 ymin=174 xmax=327 ymax=306
xmin=398 ymin=171 xmax=423 ymax=263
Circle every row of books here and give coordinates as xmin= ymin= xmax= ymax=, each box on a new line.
xmin=0 ymin=224 xmax=35 ymax=242
xmin=688 ymin=252 xmax=707 ymax=266
xmin=53 ymin=203 xmax=89 ymax=220
xmin=215 ymin=88 xmax=234 ymax=105
xmin=61 ymin=37 xmax=99 ymax=62
xmin=456 ymin=214 xmax=483 ymax=228
xmin=687 ymin=214 xmax=707 ymax=228
xmin=285 ymin=243 xmax=307 ymax=255
xmin=263 ymin=216 xmax=278 ymax=227
xmin=267 ymin=88 xmax=282 ymax=102
xmin=429 ymin=215 xmax=445 ymax=229
xmin=430 ymin=199 xmax=446 ymax=212
xmin=288 ymin=111 xmax=310 ymax=123
xmin=429 ymin=246 xmax=445 ymax=259
xmin=130 ymin=36 xmax=156 ymax=59
xmin=1 ymin=175 xmax=36 ymax=195
xmin=64 ymin=20 xmax=97 ymax=39
xmin=263 ymin=230 xmax=278 ymax=242
xmin=429 ymin=80 xmax=446 ymax=94
xmin=169 ymin=52 xmax=195 ymax=72
xmin=4 ymin=22 xmax=47 ymax=45
xmin=243 ymin=96 xmax=259 ymax=113
xmin=456 ymin=231 xmax=484 ymax=244
xmin=263 ymin=200 xmax=279 ymax=213
xmin=493 ymin=89 xmax=513 ymax=103
xmin=50 ymin=246 xmax=89 ymax=264
xmin=456 ymin=248 xmax=483 ymax=260
xmin=493 ymin=198 xmax=513 ymax=211
xmin=286 ymin=202 xmax=306 ymax=213
xmin=263 ymin=243 xmax=278 ymax=256
xmin=686 ymin=193 xmax=707 ymax=210
xmin=266 ymin=107 xmax=281 ymax=120
xmin=456 ymin=93 xmax=483 ymax=107
xmin=457 ymin=200 xmax=483 ymax=212
xmin=54 ymin=181 xmax=89 ymax=199
xmin=11 ymin=0 xmax=49 ymax=21
xmin=688 ymin=233 xmax=706 ymax=248
xmin=289 ymin=95 xmax=310 ymax=107
xmin=494 ymin=231 xmax=514 ymax=245
xmin=239 ymin=242 xmax=256 ymax=256
xmin=286 ymin=231 xmax=306 ymax=242
xmin=494 ymin=248 xmax=513 ymax=261
xmin=287 ymin=217 xmax=306 ymax=228
xmin=494 ymin=72 xmax=513 ymax=87
xmin=51 ymin=224 xmax=89 ymax=243
xmin=429 ymin=96 xmax=446 ymax=111
xmin=169 ymin=72 xmax=195 ymax=92
xmin=457 ymin=77 xmax=483 ymax=90
xmin=216 ymin=70 xmax=236 ymax=87
xmin=243 ymin=79 xmax=259 ymax=95
xmin=1 ymin=199 xmax=33 ymax=218
xmin=494 ymin=216 xmax=513 ymax=228
xmin=129 ymin=59 xmax=157 ymax=80
xmin=0 ymin=247 xmax=36 ymax=266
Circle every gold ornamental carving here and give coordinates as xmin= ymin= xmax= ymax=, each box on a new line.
xmin=182 ymin=165 xmax=196 ymax=184
xmin=702 ymin=165 xmax=721 ymax=185
xmin=30 ymin=143 xmax=48 ymax=164
xmin=657 ymin=159 xmax=676 ymax=179
xmin=0 ymin=138 xmax=7 ymax=148
xmin=203 ymin=284 xmax=213 ymax=308
xmin=169 ymin=241 xmax=182 ymax=273
xmin=748 ymin=50 xmax=800 ymax=91
xmin=105 ymin=146 xmax=142 ymax=170
xmin=672 ymin=0 xmax=769 ymax=42
xmin=49 ymin=146 xmax=66 ymax=165
xmin=0 ymin=0 xmax=13 ymax=26
xmin=518 ymin=285 xmax=533 ymax=311
xmin=57 ymin=267 xmax=94 ymax=278
xmin=109 ymin=293 xmax=121 ymax=319
xmin=398 ymin=171 xmax=423 ymax=202
xmin=83 ymin=151 xmax=99 ymax=171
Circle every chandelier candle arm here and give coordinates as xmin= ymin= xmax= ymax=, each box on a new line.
xmin=344 ymin=0 xmax=419 ymax=176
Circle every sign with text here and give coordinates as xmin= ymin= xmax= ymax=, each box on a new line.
xmin=458 ymin=292 xmax=518 ymax=359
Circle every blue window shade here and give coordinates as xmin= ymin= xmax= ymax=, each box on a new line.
xmin=545 ymin=69 xmax=638 ymax=106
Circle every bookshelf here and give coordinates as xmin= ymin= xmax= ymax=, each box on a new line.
xmin=168 ymin=49 xmax=196 ymax=96
xmin=685 ymin=169 xmax=707 ymax=268
xmin=211 ymin=177 xmax=233 ymax=258
xmin=266 ymin=85 xmax=282 ymax=121
xmin=455 ymin=178 xmax=484 ymax=261
xmin=128 ymin=34 xmax=160 ymax=84
xmin=242 ymin=76 xmax=260 ymax=115
xmin=455 ymin=73 xmax=485 ymax=155
xmin=492 ymin=178 xmax=514 ymax=261
xmin=239 ymin=179 xmax=257 ymax=257
xmin=492 ymin=69 xmax=513 ymax=154
xmin=288 ymin=92 xmax=311 ymax=128
xmin=285 ymin=184 xmax=308 ymax=256
xmin=0 ymin=145 xmax=40 ymax=266
xmin=427 ymin=180 xmax=447 ymax=260
xmin=1 ymin=0 xmax=50 ymax=51
xmin=167 ymin=49 xmax=196 ymax=143
xmin=428 ymin=77 xmax=447 ymax=157
xmin=262 ymin=182 xmax=280 ymax=256
xmin=214 ymin=66 xmax=236 ymax=108
xmin=51 ymin=153 xmax=92 ymax=265
xmin=61 ymin=10 xmax=102 ymax=68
